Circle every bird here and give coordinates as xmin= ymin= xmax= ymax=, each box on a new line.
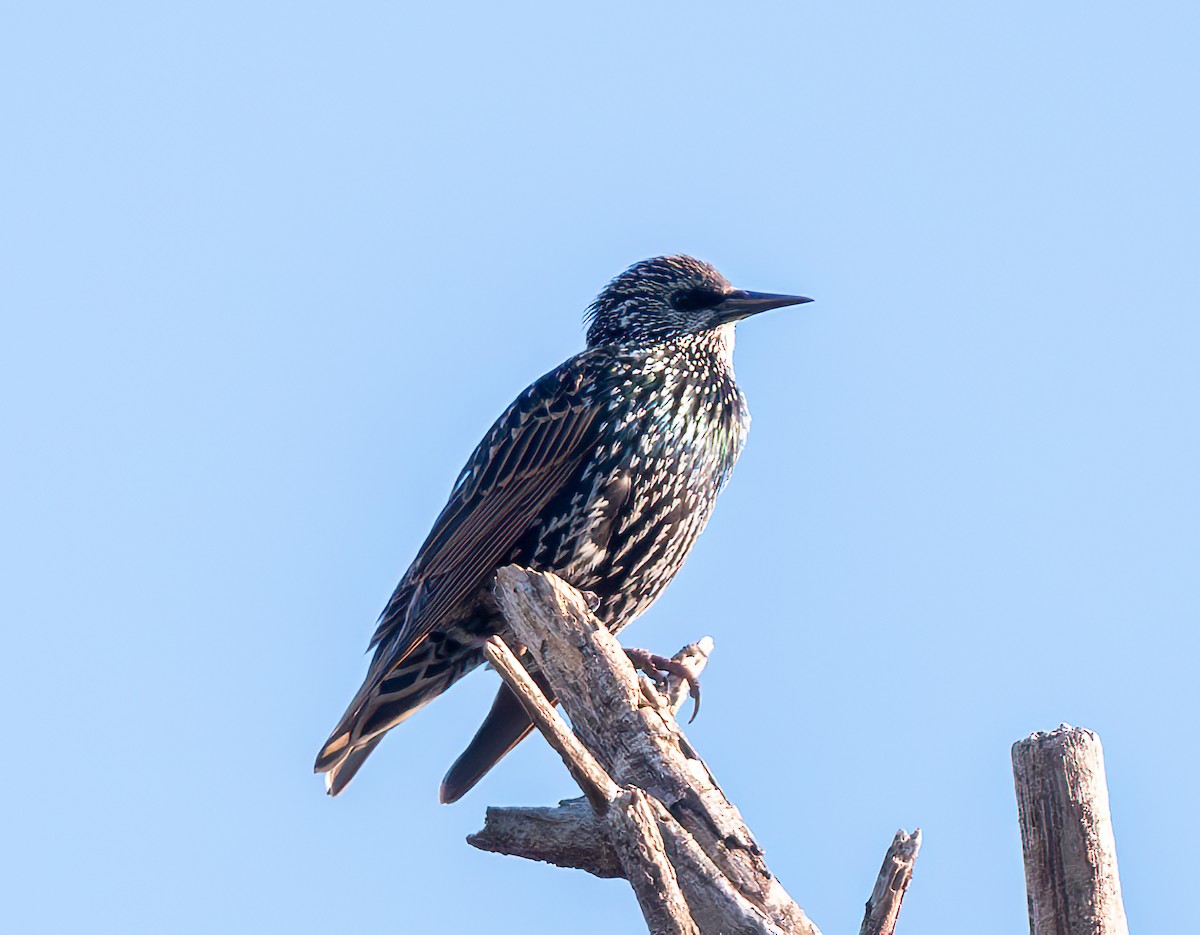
xmin=315 ymin=255 xmax=811 ymax=800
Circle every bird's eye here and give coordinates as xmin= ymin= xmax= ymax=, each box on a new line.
xmin=670 ymin=288 xmax=726 ymax=312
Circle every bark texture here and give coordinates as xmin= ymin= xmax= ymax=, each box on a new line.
xmin=859 ymin=828 xmax=921 ymax=935
xmin=477 ymin=566 xmax=821 ymax=934
xmin=467 ymin=798 xmax=621 ymax=878
xmin=470 ymin=566 xmax=922 ymax=935
xmin=1012 ymin=725 xmax=1129 ymax=935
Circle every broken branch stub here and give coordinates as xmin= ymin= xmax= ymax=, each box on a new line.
xmin=859 ymin=828 xmax=921 ymax=935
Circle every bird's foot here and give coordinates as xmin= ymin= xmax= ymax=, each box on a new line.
xmin=579 ymin=589 xmax=602 ymax=613
xmin=624 ymin=647 xmax=702 ymax=723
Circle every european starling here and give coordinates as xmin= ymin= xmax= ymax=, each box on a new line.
xmin=315 ymin=255 xmax=811 ymax=799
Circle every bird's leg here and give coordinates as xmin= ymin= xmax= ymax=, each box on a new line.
xmin=623 ymin=647 xmax=702 ymax=723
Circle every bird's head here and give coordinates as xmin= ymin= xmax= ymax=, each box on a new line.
xmin=585 ymin=255 xmax=811 ymax=349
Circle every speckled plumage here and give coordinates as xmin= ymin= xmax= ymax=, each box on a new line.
xmin=315 ymin=255 xmax=810 ymax=798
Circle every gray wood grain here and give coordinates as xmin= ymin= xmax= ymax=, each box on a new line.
xmin=1012 ymin=725 xmax=1129 ymax=935
xmin=487 ymin=566 xmax=820 ymax=935
xmin=859 ymin=828 xmax=921 ymax=935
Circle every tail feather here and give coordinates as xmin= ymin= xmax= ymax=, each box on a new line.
xmin=438 ymin=670 xmax=555 ymax=803
xmin=315 ymin=639 xmax=482 ymax=795
xmin=322 ymin=735 xmax=384 ymax=796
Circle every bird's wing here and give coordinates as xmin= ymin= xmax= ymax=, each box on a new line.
xmin=368 ymin=351 xmax=607 ymax=664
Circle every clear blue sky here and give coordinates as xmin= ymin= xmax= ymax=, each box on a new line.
xmin=3 ymin=3 xmax=1197 ymax=932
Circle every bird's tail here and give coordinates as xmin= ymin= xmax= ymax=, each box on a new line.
xmin=438 ymin=669 xmax=555 ymax=803
xmin=318 ymin=735 xmax=385 ymax=796
xmin=315 ymin=639 xmax=481 ymax=795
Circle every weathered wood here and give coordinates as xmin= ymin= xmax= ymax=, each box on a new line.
xmin=481 ymin=636 xmax=617 ymax=811
xmin=469 ymin=793 xmax=784 ymax=934
xmin=608 ymin=787 xmax=701 ymax=935
xmin=470 ymin=650 xmax=785 ymax=933
xmin=645 ymin=796 xmax=787 ymax=935
xmin=482 ymin=634 xmax=699 ymax=932
xmin=859 ymin=828 xmax=921 ymax=935
xmin=467 ymin=798 xmax=621 ymax=878
xmin=466 ymin=641 xmax=715 ymax=879
xmin=491 ymin=566 xmax=822 ymax=935
xmin=1012 ymin=725 xmax=1129 ymax=935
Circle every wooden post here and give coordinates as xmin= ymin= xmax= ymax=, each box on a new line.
xmin=1012 ymin=725 xmax=1129 ymax=935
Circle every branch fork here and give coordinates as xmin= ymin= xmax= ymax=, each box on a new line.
xmin=468 ymin=566 xmax=919 ymax=935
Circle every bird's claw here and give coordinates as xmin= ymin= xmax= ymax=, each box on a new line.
xmin=624 ymin=647 xmax=702 ymax=723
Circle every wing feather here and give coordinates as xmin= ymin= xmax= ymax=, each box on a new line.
xmin=367 ymin=353 xmax=606 ymax=665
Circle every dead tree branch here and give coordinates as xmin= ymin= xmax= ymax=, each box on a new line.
xmin=467 ymin=637 xmax=713 ymax=881
xmin=1012 ymin=725 xmax=1129 ymax=935
xmin=469 ymin=566 xmax=922 ymax=934
xmin=481 ymin=635 xmax=616 ymax=811
xmin=481 ymin=634 xmax=696 ymax=933
xmin=471 ymin=567 xmax=830 ymax=934
xmin=859 ymin=828 xmax=922 ymax=935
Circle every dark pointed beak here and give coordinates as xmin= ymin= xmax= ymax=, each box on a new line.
xmin=714 ymin=290 xmax=813 ymax=325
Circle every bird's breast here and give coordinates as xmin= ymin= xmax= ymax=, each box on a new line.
xmin=541 ymin=343 xmax=749 ymax=625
